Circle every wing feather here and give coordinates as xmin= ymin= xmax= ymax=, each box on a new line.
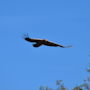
xmin=44 ymin=41 xmax=65 ymax=47
xmin=33 ymin=43 xmax=43 ymax=47
xmin=25 ymin=37 xmax=43 ymax=42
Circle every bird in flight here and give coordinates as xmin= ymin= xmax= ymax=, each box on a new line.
xmin=24 ymin=34 xmax=72 ymax=48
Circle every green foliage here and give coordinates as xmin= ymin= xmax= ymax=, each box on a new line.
xmin=39 ymin=64 xmax=90 ymax=90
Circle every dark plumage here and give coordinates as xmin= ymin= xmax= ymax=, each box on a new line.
xmin=24 ymin=34 xmax=72 ymax=48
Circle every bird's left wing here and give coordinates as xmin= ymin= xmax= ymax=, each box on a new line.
xmin=44 ymin=40 xmax=72 ymax=48
xmin=44 ymin=41 xmax=65 ymax=47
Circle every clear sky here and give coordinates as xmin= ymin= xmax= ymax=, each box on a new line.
xmin=0 ymin=0 xmax=90 ymax=90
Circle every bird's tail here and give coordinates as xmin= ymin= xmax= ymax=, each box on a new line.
xmin=64 ymin=45 xmax=72 ymax=48
xmin=59 ymin=45 xmax=72 ymax=48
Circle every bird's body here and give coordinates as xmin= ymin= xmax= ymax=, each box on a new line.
xmin=24 ymin=34 xmax=71 ymax=48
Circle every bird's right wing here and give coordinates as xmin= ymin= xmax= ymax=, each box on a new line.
xmin=23 ymin=33 xmax=43 ymax=42
xmin=28 ymin=38 xmax=43 ymax=42
xmin=25 ymin=37 xmax=43 ymax=42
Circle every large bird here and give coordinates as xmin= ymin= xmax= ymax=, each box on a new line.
xmin=24 ymin=34 xmax=72 ymax=48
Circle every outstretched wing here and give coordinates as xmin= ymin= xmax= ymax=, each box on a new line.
xmin=44 ymin=41 xmax=65 ymax=48
xmin=33 ymin=43 xmax=43 ymax=47
xmin=23 ymin=33 xmax=43 ymax=42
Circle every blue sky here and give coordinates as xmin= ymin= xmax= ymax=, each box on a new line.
xmin=0 ymin=0 xmax=90 ymax=90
